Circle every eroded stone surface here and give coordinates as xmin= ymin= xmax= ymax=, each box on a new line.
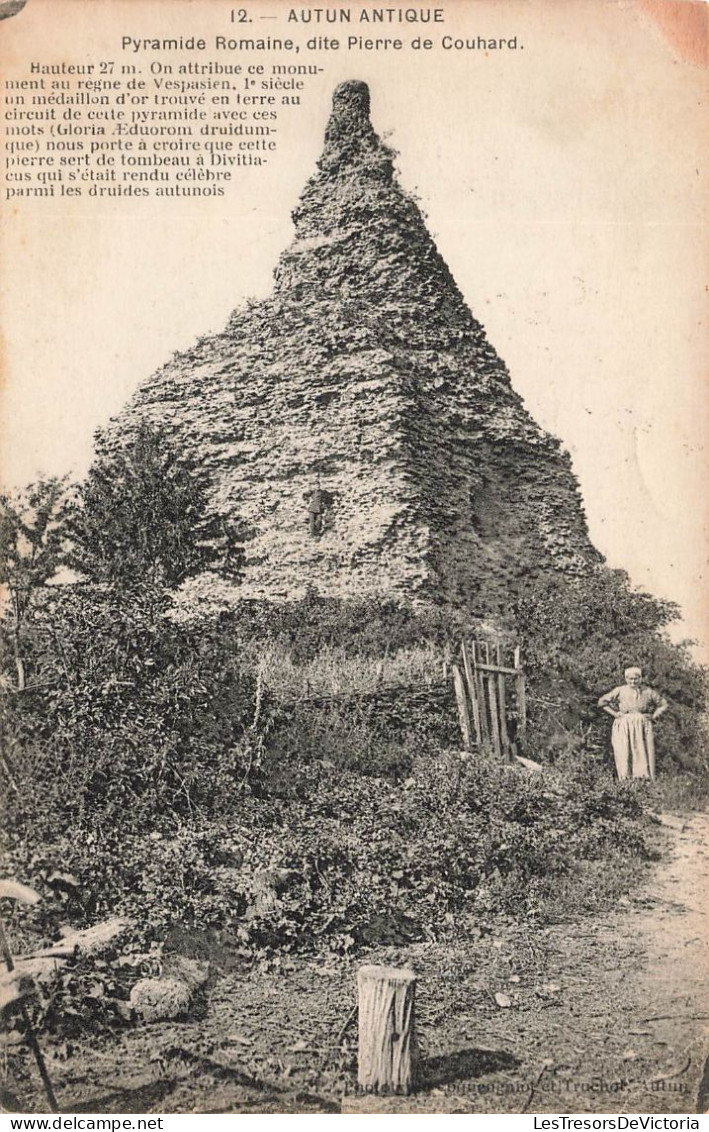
xmin=101 ymin=80 xmax=601 ymax=615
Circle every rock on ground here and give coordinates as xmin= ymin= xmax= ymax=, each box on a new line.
xmin=129 ymin=978 xmax=192 ymax=1024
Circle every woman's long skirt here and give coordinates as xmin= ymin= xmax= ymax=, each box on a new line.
xmin=611 ymin=711 xmax=656 ymax=780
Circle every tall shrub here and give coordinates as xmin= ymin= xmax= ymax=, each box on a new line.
xmin=66 ymin=422 xmax=244 ymax=589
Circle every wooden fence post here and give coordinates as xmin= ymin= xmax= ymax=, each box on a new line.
xmin=479 ymin=642 xmax=499 ymax=757
xmin=473 ymin=642 xmax=490 ymax=749
xmin=452 ymin=664 xmax=472 ymax=751
xmin=496 ymin=641 xmax=511 ymax=758
xmin=357 ymin=965 xmax=418 ymax=1094
xmin=487 ymin=673 xmax=503 ymax=758
xmin=514 ymin=645 xmax=527 ymax=743
xmin=461 ymin=642 xmax=482 ymax=748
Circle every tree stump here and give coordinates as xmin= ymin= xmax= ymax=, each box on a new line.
xmin=357 ymin=965 xmax=418 ymax=1094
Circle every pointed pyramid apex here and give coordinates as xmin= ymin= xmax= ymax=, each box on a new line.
xmin=329 ymin=79 xmax=372 ymax=127
xmin=317 ymin=79 xmax=393 ymax=178
xmin=278 ymin=80 xmax=471 ymax=319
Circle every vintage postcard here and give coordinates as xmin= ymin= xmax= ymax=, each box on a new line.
xmin=1 ymin=0 xmax=707 ymax=1119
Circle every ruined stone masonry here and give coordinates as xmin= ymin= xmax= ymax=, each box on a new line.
xmin=101 ymin=80 xmax=601 ymax=614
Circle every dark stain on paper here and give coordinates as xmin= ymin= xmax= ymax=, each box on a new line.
xmin=0 ymin=0 xmax=29 ymax=22
xmin=638 ymin=0 xmax=709 ymax=67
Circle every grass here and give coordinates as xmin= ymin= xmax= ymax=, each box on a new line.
xmin=238 ymin=640 xmax=446 ymax=700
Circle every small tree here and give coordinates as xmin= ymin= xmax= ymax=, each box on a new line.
xmin=0 ymin=478 xmax=70 ymax=690
xmin=66 ymin=423 xmax=244 ymax=590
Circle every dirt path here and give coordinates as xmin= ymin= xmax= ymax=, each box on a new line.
xmin=614 ymin=811 xmax=709 ymax=1114
xmin=466 ymin=809 xmax=709 ymax=1116
xmin=7 ymin=811 xmax=709 ymax=1115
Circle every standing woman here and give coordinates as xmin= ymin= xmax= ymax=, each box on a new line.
xmin=598 ymin=667 xmax=668 ymax=780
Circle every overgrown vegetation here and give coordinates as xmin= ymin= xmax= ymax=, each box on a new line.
xmin=515 ymin=569 xmax=708 ymax=780
xmin=1 ymin=436 xmax=707 ymax=1043
xmin=5 ymin=584 xmax=261 ymax=840
xmin=0 ymin=478 xmax=71 ymax=691
xmin=66 ymin=422 xmax=245 ymax=589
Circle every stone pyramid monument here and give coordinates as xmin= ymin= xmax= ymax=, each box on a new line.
xmin=103 ymin=80 xmax=600 ymax=613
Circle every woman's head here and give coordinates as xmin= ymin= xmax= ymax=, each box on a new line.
xmin=624 ymin=666 xmax=643 ymax=686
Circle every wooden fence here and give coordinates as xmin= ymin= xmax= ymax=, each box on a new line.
xmin=450 ymin=640 xmax=526 ymax=759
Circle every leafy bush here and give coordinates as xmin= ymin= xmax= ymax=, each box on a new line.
xmin=2 ymin=585 xmax=261 ymax=843
xmin=0 ymin=477 xmax=70 ymax=691
xmin=263 ymin=688 xmax=458 ymax=791
xmin=515 ymin=567 xmax=708 ymax=779
xmin=66 ymin=422 xmax=244 ymax=588
xmin=4 ymin=751 xmax=655 ymax=963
